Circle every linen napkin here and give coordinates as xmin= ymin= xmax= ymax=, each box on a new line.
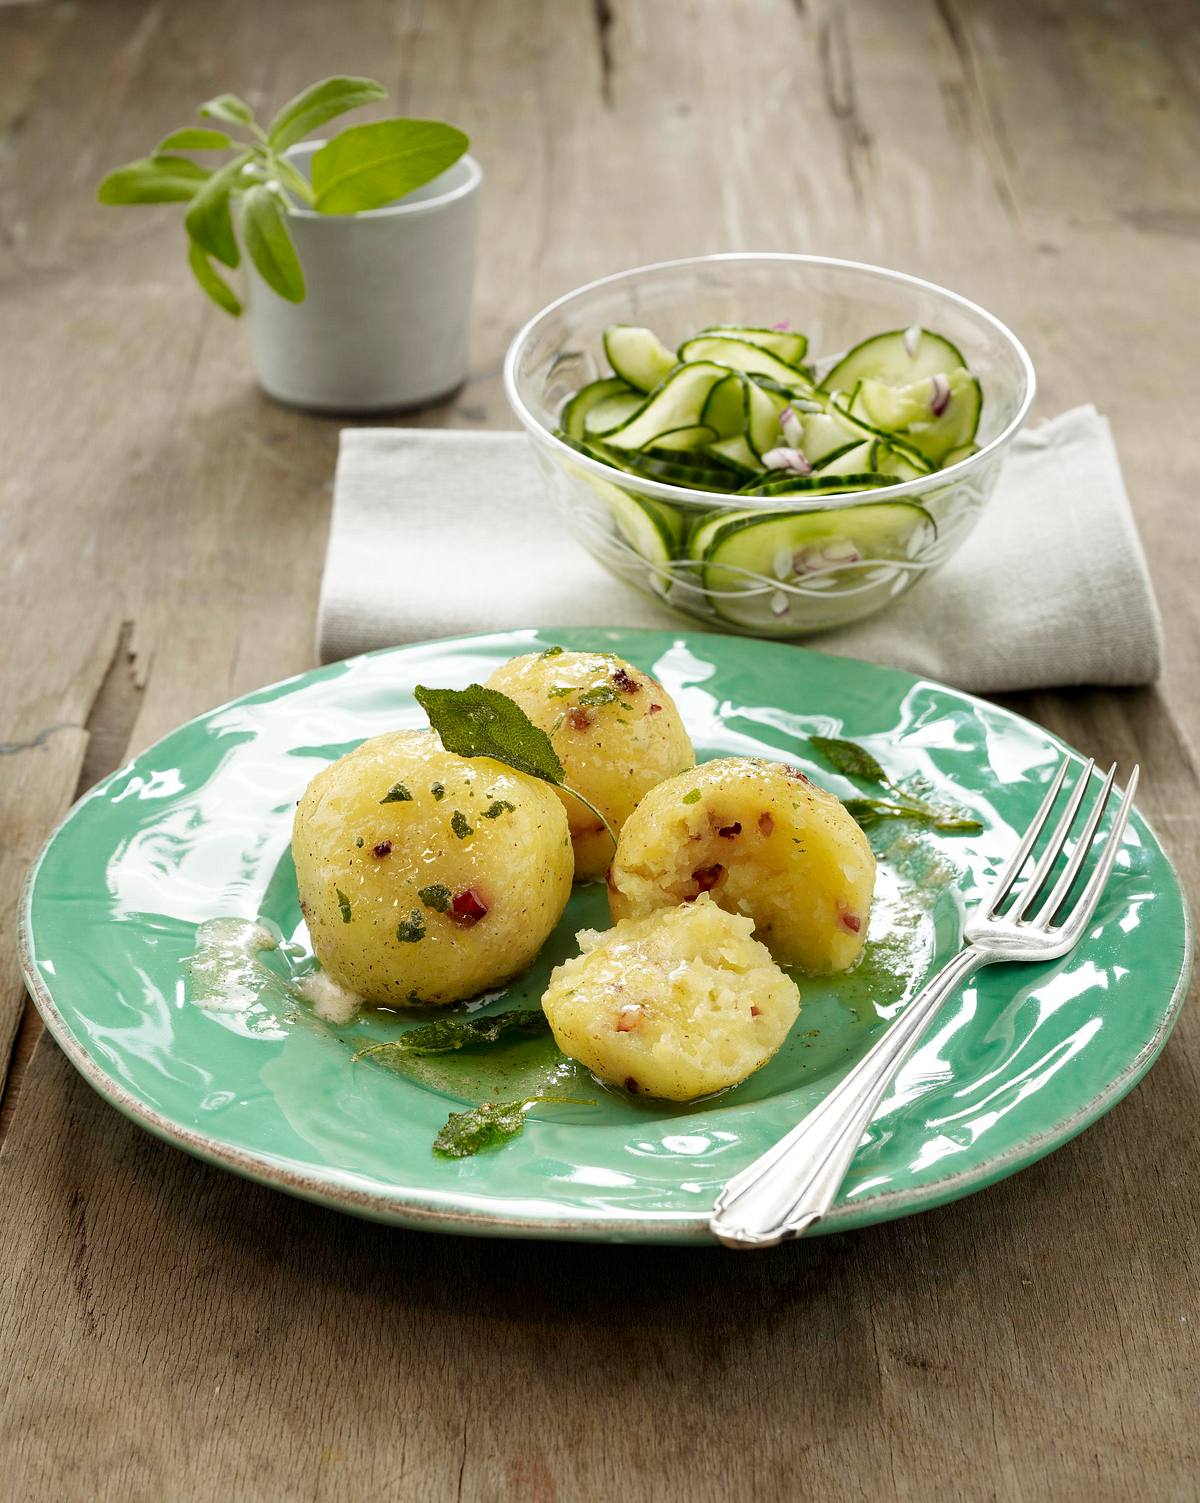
xmin=317 ymin=406 xmax=1163 ymax=693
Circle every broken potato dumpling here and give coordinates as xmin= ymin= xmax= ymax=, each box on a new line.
xmin=485 ymin=648 xmax=694 ymax=881
xmin=292 ymin=729 xmax=573 ymax=1006
xmin=541 ymin=894 xmax=800 ymax=1101
xmin=607 ymin=757 xmax=874 ymax=975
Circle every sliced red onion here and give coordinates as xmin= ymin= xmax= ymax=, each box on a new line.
xmin=762 ymin=446 xmax=812 ymax=474
xmin=903 ymin=324 xmax=921 ymax=359
xmin=779 ymin=406 xmax=804 ymax=447
xmin=930 ymin=373 xmax=951 ymax=416
xmin=771 ymin=320 xmax=791 ymax=331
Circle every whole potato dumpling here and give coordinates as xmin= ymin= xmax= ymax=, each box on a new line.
xmin=541 ymin=895 xmax=800 ymax=1101
xmin=485 ymin=649 xmax=694 ymax=881
xmin=607 ymin=757 xmax=874 ymax=974
xmin=293 ymin=729 xmax=573 ymax=1006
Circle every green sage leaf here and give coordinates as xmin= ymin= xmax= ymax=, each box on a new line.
xmin=415 ymin=684 xmax=564 ymax=786
xmin=267 ymin=75 xmax=387 ymax=152
xmin=809 ymin=735 xmax=889 ymax=785
xmin=842 ymin=795 xmax=982 ymax=835
xmin=184 ymin=150 xmax=251 ymax=268
xmin=200 ymin=93 xmax=256 ymax=128
xmin=157 ymin=127 xmax=234 ymax=152
xmin=187 ymin=240 xmax=242 ymax=316
xmin=432 ymin=1094 xmax=589 ymax=1159
xmin=310 ymin=118 xmax=468 ymax=214
xmin=239 ymin=184 xmax=305 ymax=302
xmin=97 ymin=154 xmax=211 ymax=205
xmin=358 ymin=1009 xmax=550 ymax=1059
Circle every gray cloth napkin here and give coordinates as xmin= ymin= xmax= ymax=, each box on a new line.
xmin=318 ymin=406 xmax=1163 ymax=692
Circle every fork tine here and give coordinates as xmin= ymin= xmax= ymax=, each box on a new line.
xmin=982 ymin=756 xmax=1070 ymax=916
xmin=1032 ymin=763 xmax=1117 ymax=928
xmin=1056 ymin=766 xmax=1140 ymax=941
xmin=1006 ymin=758 xmax=1095 ymax=922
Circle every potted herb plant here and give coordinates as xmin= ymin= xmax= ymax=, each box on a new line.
xmin=99 ymin=77 xmax=480 ymax=412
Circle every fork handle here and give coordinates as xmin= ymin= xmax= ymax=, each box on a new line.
xmin=709 ymin=946 xmax=990 ymax=1249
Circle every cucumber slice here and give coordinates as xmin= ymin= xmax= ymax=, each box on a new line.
xmin=702 ymin=501 xmax=938 ymax=630
xmin=584 ymin=390 xmax=643 ymax=435
xmin=603 ymin=326 xmax=678 ymax=393
xmin=699 ymin=372 xmax=747 ymax=439
xmin=897 ymin=369 xmax=982 ymax=464
xmin=819 ymin=327 xmax=967 ymax=392
xmin=811 ymin=441 xmax=873 ymax=477
xmin=738 ymin=472 xmax=899 ymax=498
xmin=678 ymin=336 xmax=813 ymax=392
xmin=868 ymin=439 xmax=933 ymax=480
xmin=592 ymin=442 xmax=732 ymax=492
xmin=701 ymin=325 xmax=809 ymax=365
xmin=705 ymin=434 xmax=761 ymax=475
xmin=642 ymin=423 xmax=718 ymax=452
xmin=745 ymin=379 xmax=789 ymax=457
xmin=602 ymin=362 xmax=730 ymax=450
xmin=799 ymin=409 xmax=862 ymax=464
xmin=943 ymin=443 xmax=980 ymax=467
xmin=584 ymin=472 xmax=681 ymax=565
xmin=561 ymin=376 xmax=634 ymax=441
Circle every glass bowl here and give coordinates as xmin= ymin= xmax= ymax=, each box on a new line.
xmin=503 ymin=254 xmax=1035 ymax=636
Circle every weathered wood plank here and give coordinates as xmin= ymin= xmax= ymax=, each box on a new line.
xmin=0 ymin=0 xmax=1196 ymax=1499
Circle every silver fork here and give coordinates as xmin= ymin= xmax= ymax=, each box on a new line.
xmin=709 ymin=755 xmax=1140 ymax=1250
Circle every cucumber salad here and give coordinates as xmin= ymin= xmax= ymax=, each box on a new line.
xmin=556 ymin=322 xmax=983 ymax=631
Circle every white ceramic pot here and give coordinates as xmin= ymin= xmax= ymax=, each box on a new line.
xmin=243 ymin=145 xmax=482 ymax=413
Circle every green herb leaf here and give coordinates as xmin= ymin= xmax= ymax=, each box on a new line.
xmin=239 ymin=184 xmax=305 ymax=302
xmin=432 ymin=1094 xmax=589 ymax=1159
xmin=430 ymin=782 xmax=445 ymax=801
xmin=199 ymin=93 xmax=256 ymax=128
xmin=418 ymin=882 xmax=452 ymax=912
xmin=97 ymin=154 xmax=211 ymax=205
xmin=187 ymin=240 xmax=242 ymax=316
xmin=336 ymin=888 xmax=352 ymax=923
xmin=358 ymin=1008 xmax=550 ymax=1060
xmin=310 ymin=118 xmax=468 ymax=214
xmin=578 ymin=683 xmax=618 ymax=708
xmin=547 ymin=685 xmax=572 ymax=699
xmin=481 ymin=800 xmax=514 ymax=819
xmin=681 ymin=789 xmax=701 ymax=805
xmin=267 ymin=150 xmax=317 ymax=207
xmin=380 ymin=782 xmax=412 ymax=804
xmin=157 ymin=127 xmax=234 ymax=152
xmin=809 ymin=735 xmax=888 ymax=785
xmin=396 ymin=910 xmax=426 ymax=943
xmin=184 ymin=150 xmax=251 ymax=268
xmin=450 ymin=810 xmax=473 ymax=840
xmin=843 ymin=796 xmax=982 ymax=834
xmin=539 ymin=645 xmax=564 ymax=658
xmin=267 ymin=75 xmax=388 ymax=152
xmin=415 ymin=684 xmax=565 ymax=785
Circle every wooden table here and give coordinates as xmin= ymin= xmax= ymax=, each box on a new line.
xmin=2 ymin=1 xmax=1197 ymax=1497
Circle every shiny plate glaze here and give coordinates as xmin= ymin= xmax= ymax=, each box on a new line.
xmin=20 ymin=629 xmax=1191 ymax=1244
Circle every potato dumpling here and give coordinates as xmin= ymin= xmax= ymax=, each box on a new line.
xmin=293 ymin=729 xmax=573 ymax=1006
xmin=607 ymin=757 xmax=874 ymax=974
xmin=485 ymin=649 xmax=694 ymax=881
xmin=541 ymin=894 xmax=800 ymax=1101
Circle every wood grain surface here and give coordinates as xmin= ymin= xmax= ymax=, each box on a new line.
xmin=1 ymin=1 xmax=1196 ymax=1498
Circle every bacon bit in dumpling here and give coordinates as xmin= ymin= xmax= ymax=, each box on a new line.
xmin=624 ymin=1075 xmax=639 ymax=1093
xmin=750 ymin=1005 xmax=762 ymax=1017
xmin=717 ymin=822 xmax=742 ymax=839
xmin=839 ymin=910 xmax=862 ymax=933
xmin=648 ymin=702 xmax=663 ymax=714
xmin=615 ymin=1003 xmax=644 ymax=1032
xmin=450 ymin=888 xmax=489 ymax=926
xmin=611 ymin=666 xmax=640 ymax=695
xmin=784 ymin=766 xmax=811 ymax=784
xmin=691 ymin=863 xmax=725 ymax=894
xmin=758 ymin=812 xmax=775 ymax=837
xmin=372 ymin=840 xmax=392 ymax=858
xmin=567 ymin=707 xmax=592 ymax=731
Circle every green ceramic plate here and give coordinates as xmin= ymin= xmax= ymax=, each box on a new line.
xmin=20 ymin=629 xmax=1190 ymax=1244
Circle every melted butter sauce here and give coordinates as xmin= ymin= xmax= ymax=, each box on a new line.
xmin=184 ymin=837 xmax=951 ymax=1117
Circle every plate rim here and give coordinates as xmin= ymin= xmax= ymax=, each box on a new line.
xmin=17 ymin=628 xmax=1194 ymax=1244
